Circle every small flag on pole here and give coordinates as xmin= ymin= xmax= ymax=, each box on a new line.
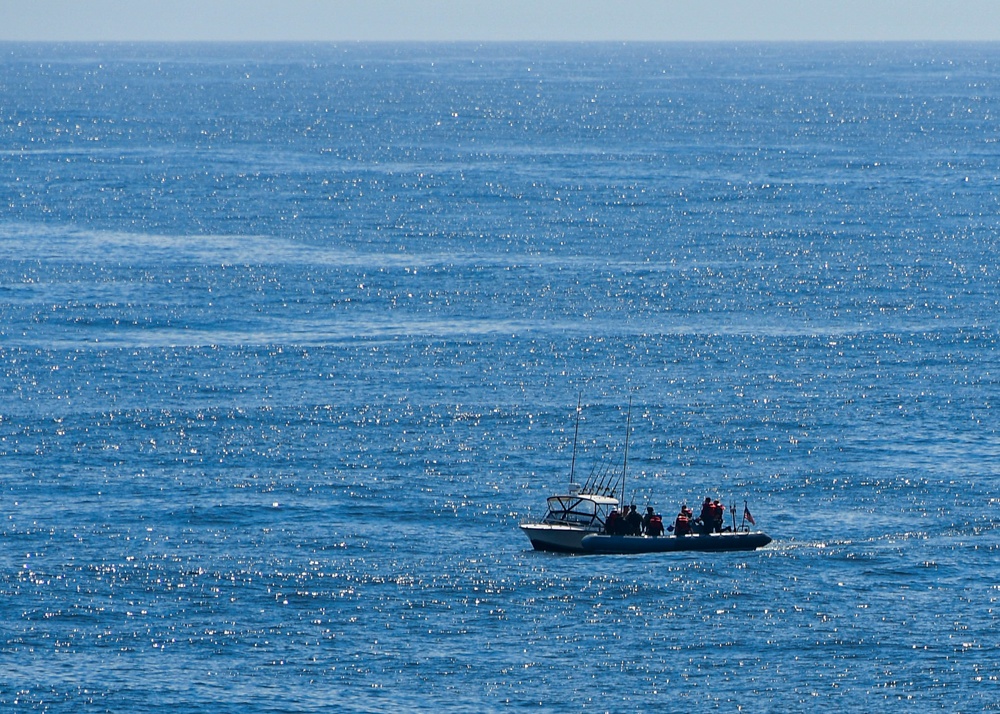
xmin=744 ymin=504 xmax=756 ymax=526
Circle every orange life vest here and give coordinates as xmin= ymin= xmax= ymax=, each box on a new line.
xmin=648 ymin=515 xmax=663 ymax=536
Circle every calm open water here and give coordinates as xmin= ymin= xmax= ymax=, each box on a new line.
xmin=2 ymin=42 xmax=1000 ymax=711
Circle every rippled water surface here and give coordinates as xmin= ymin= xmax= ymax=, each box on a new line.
xmin=2 ymin=42 xmax=1000 ymax=711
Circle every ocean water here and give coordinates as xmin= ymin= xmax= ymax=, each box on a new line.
xmin=1 ymin=41 xmax=1000 ymax=711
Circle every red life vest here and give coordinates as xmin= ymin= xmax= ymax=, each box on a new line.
xmin=648 ymin=515 xmax=663 ymax=536
xmin=675 ymin=514 xmax=690 ymax=535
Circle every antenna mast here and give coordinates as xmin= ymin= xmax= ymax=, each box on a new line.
xmin=569 ymin=394 xmax=582 ymax=486
xmin=621 ymin=396 xmax=632 ymax=506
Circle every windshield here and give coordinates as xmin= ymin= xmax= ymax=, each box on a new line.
xmin=542 ymin=496 xmax=606 ymax=526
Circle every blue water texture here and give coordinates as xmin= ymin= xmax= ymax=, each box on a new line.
xmin=2 ymin=42 xmax=1000 ymax=711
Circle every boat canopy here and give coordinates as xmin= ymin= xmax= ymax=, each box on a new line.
xmin=542 ymin=493 xmax=619 ymax=526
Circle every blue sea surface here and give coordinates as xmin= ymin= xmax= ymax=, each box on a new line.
xmin=2 ymin=41 xmax=1000 ymax=711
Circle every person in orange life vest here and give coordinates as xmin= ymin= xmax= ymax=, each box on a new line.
xmin=711 ymin=499 xmax=725 ymax=532
xmin=646 ymin=511 xmax=664 ymax=537
xmin=698 ymin=497 xmax=715 ymax=534
xmin=674 ymin=505 xmax=691 ymax=536
xmin=642 ymin=506 xmax=663 ymax=535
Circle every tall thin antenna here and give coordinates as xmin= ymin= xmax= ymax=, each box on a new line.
xmin=569 ymin=394 xmax=582 ymax=485
xmin=621 ymin=396 xmax=632 ymax=505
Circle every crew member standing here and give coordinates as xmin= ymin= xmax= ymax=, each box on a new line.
xmin=625 ymin=504 xmax=642 ymax=536
xmin=674 ymin=506 xmax=691 ymax=536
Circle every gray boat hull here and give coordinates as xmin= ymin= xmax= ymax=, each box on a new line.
xmin=581 ymin=531 xmax=772 ymax=554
